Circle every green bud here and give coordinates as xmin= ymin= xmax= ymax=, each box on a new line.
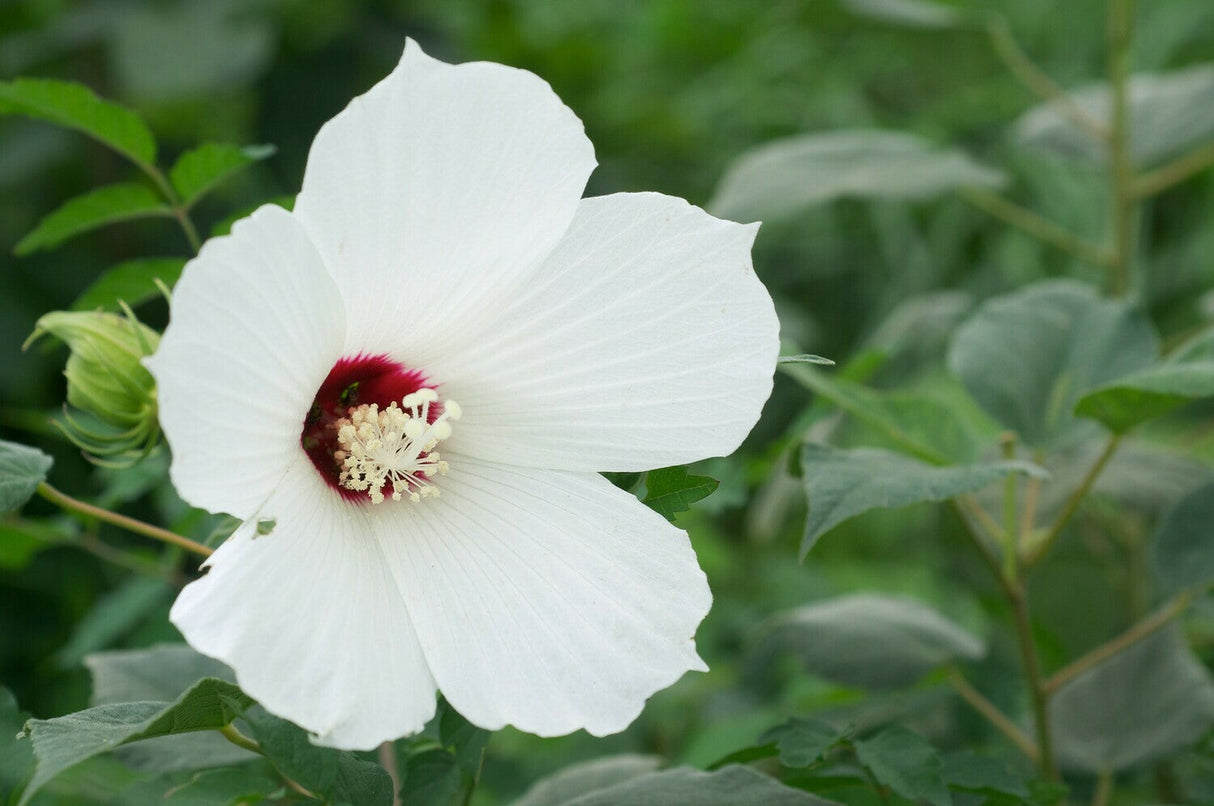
xmin=25 ymin=309 xmax=161 ymax=465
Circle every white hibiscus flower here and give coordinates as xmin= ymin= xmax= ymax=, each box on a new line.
xmin=146 ymin=39 xmax=779 ymax=750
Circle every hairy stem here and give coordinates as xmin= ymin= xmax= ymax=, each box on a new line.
xmin=959 ymin=188 xmax=1113 ymax=268
xmin=1044 ymin=591 xmax=1192 ymax=695
xmin=1106 ymin=0 xmax=1137 ymax=296
xmin=946 ymin=666 xmax=1039 ymax=761
xmin=37 ymin=481 xmax=213 ymax=558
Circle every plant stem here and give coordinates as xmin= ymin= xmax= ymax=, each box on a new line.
xmin=986 ymin=17 xmax=1108 ymax=140
xmin=138 ymin=160 xmax=202 ymax=255
xmin=1025 ymin=435 xmax=1121 ymax=567
xmin=1000 ymin=433 xmax=1019 ymax=580
xmin=36 ymin=481 xmax=213 ymax=558
xmin=219 ymin=724 xmax=318 ymax=800
xmin=1044 ymin=591 xmax=1192 ymax=695
xmin=958 ymin=188 xmax=1113 ymax=268
xmin=379 ymin=741 xmax=403 ymax=806
xmin=945 ymin=666 xmax=1039 ymax=761
xmin=1092 ymin=770 xmax=1113 ymax=806
xmin=952 ymin=497 xmax=1013 ymax=595
xmin=1010 ymin=584 xmax=1058 ymax=781
xmin=1106 ymin=0 xmax=1137 ymax=296
xmin=1134 ymin=140 xmax=1214 ymax=198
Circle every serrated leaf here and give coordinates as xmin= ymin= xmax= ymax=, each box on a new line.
xmin=708 ymin=130 xmax=1005 ymax=223
xmin=85 ymin=644 xmax=250 ymax=773
xmin=765 ymin=593 xmax=985 ymax=690
xmin=561 ymin=765 xmax=843 ymax=805
xmin=1015 ymin=63 xmax=1214 ymax=166
xmin=1150 ymin=480 xmax=1214 ymax=595
xmin=242 ymin=706 xmax=392 ymax=806
xmin=15 ymin=182 xmax=171 ymax=255
xmin=642 ymin=466 xmax=719 ymax=520
xmin=758 ymin=718 xmax=848 ymax=768
xmin=72 ymin=257 xmax=186 ymax=312
xmin=948 ymin=280 xmax=1158 ymax=447
xmin=169 ymin=142 xmax=275 ymax=208
xmin=1050 ymin=626 xmax=1214 ymax=772
xmin=854 ymin=726 xmax=951 ymax=806
xmin=1075 ymin=355 xmax=1214 ymax=434
xmin=0 ymin=439 xmax=53 ymax=512
xmin=17 ymin=678 xmax=253 ymax=805
xmin=0 ymin=77 xmax=156 ymax=166
xmin=799 ymin=444 xmax=1044 ymax=555
xmin=514 ymin=756 xmax=663 ymax=806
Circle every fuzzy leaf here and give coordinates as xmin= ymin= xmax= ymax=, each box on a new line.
xmin=514 ymin=756 xmax=663 ymax=806
xmin=561 ymin=765 xmax=843 ymax=805
xmin=0 ymin=78 xmax=156 ymax=166
xmin=799 ymin=444 xmax=1044 ymax=555
xmin=15 ymin=182 xmax=170 ymax=255
xmin=169 ymin=142 xmax=275 ymax=207
xmin=17 ymin=678 xmax=253 ymax=805
xmin=708 ymin=130 xmax=1004 ymax=223
xmin=1151 ymin=480 xmax=1214 ymax=594
xmin=0 ymin=440 xmax=53 ymax=513
xmin=1075 ymin=359 xmax=1214 ymax=433
xmin=766 ymin=593 xmax=985 ymax=690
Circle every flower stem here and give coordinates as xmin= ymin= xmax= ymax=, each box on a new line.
xmin=945 ymin=666 xmax=1039 ymax=761
xmin=1044 ymin=591 xmax=1192 ymax=695
xmin=379 ymin=741 xmax=403 ymax=806
xmin=958 ymin=188 xmax=1113 ymax=268
xmin=1106 ymin=0 xmax=1137 ymax=297
xmin=1010 ymin=584 xmax=1058 ymax=781
xmin=1025 ymin=435 xmax=1121 ymax=567
xmin=36 ymin=481 xmax=213 ymax=558
xmin=219 ymin=724 xmax=318 ymax=800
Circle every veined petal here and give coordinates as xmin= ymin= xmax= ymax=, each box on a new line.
xmin=294 ymin=39 xmax=596 ymax=363
xmin=170 ymin=460 xmax=437 ymax=750
xmin=370 ymin=459 xmax=711 ymax=737
xmin=146 ymin=205 xmax=344 ymax=519
xmin=435 ymin=192 xmax=779 ymax=472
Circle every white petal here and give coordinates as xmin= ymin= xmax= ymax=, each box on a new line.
xmin=370 ymin=459 xmax=711 ymax=737
xmin=435 ymin=192 xmax=779 ymax=472
xmin=171 ymin=460 xmax=437 ymax=750
xmin=294 ymin=39 xmax=596 ymax=362
xmin=146 ymin=205 xmax=344 ymax=519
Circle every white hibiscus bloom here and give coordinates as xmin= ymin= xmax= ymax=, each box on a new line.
xmin=146 ymin=39 xmax=778 ymax=750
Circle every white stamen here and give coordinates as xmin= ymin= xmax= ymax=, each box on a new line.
xmin=335 ymin=391 xmax=458 ymax=504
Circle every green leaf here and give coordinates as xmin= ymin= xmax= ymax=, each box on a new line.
xmin=72 ymin=257 xmax=186 ymax=312
xmin=1 ymin=687 xmax=34 ymax=803
xmin=169 ymin=142 xmax=275 ymax=208
xmin=708 ymin=130 xmax=1005 ymax=223
xmin=1075 ymin=358 xmax=1214 ymax=434
xmin=556 ymin=765 xmax=843 ymax=805
xmin=0 ymin=77 xmax=156 ymax=166
xmin=0 ymin=518 xmax=72 ymax=570
xmin=124 ymin=765 xmax=280 ymax=805
xmin=400 ymin=748 xmax=461 ymax=806
xmin=243 ymin=706 xmax=393 ymax=806
xmin=85 ymin=644 xmax=251 ymax=773
xmin=0 ymin=439 xmax=53 ymax=513
xmin=643 ymin=466 xmax=720 ymax=520
xmin=1151 ymin=480 xmax=1214 ymax=594
xmin=947 ymin=280 xmax=1158 ymax=447
xmin=514 ymin=755 xmax=662 ymax=806
xmin=1050 ymin=626 xmax=1214 ymax=772
xmin=437 ymin=701 xmax=488 ymax=775
xmin=758 ymin=718 xmax=849 ymax=768
xmin=854 ymin=726 xmax=951 ymax=806
xmin=1015 ymin=63 xmax=1214 ymax=166
xmin=838 ymin=0 xmax=967 ymax=28
xmin=764 ymin=593 xmax=985 ymax=690
xmin=15 ymin=182 xmax=171 ymax=255
xmin=940 ymin=752 xmax=1031 ymax=799
xmin=17 ymin=677 xmax=253 ymax=805
xmin=799 ymin=444 xmax=1044 ymax=555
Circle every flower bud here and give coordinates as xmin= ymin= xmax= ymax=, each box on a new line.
xmin=25 ymin=310 xmax=161 ymax=464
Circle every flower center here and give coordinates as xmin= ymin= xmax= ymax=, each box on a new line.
xmin=301 ymin=355 xmax=458 ymax=504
